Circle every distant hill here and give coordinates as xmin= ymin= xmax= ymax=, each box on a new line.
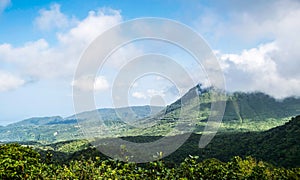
xmin=7 ymin=116 xmax=64 ymax=127
xmin=0 ymin=105 xmax=163 ymax=142
xmin=0 ymin=85 xmax=299 ymax=143
xmin=65 ymin=105 xmax=164 ymax=126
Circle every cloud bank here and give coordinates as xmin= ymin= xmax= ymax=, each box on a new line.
xmin=0 ymin=6 xmax=122 ymax=92
xmin=1 ymin=1 xmax=300 ymax=99
xmin=196 ymin=0 xmax=300 ymax=98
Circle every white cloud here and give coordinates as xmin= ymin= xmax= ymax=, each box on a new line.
xmin=194 ymin=0 xmax=300 ymax=45
xmin=0 ymin=39 xmax=67 ymax=79
xmin=72 ymin=75 xmax=109 ymax=92
xmin=220 ymin=42 xmax=278 ymax=73
xmin=194 ymin=0 xmax=300 ymax=98
xmin=105 ymin=44 xmax=144 ymax=69
xmin=219 ymin=42 xmax=300 ymax=98
xmin=0 ymin=0 xmax=10 ymax=14
xmin=0 ymin=71 xmax=25 ymax=92
xmin=146 ymin=89 xmax=165 ymax=98
xmin=34 ymin=3 xmax=74 ymax=31
xmin=94 ymin=76 xmax=110 ymax=91
xmin=132 ymin=89 xmax=166 ymax=99
xmin=2 ymin=1 xmax=299 ymax=99
xmin=132 ymin=92 xmax=146 ymax=99
xmin=0 ymin=6 xmax=123 ymax=85
xmin=57 ymin=8 xmax=122 ymax=45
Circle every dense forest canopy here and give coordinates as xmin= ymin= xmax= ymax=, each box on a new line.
xmin=0 ymin=115 xmax=299 ymax=179
xmin=0 ymin=143 xmax=299 ymax=179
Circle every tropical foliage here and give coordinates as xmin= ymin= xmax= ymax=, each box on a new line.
xmin=0 ymin=143 xmax=299 ymax=179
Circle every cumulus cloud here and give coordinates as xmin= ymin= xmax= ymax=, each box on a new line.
xmin=72 ymin=75 xmax=109 ymax=92
xmin=2 ymin=1 xmax=300 ymax=100
xmin=0 ymin=6 xmax=123 ymax=83
xmin=132 ymin=89 xmax=166 ymax=99
xmin=132 ymin=92 xmax=147 ymax=99
xmin=57 ymin=8 xmax=122 ymax=45
xmin=195 ymin=0 xmax=300 ymax=98
xmin=0 ymin=71 xmax=25 ymax=92
xmin=195 ymin=0 xmax=300 ymax=44
xmin=146 ymin=89 xmax=166 ymax=98
xmin=219 ymin=42 xmax=300 ymax=98
xmin=34 ymin=3 xmax=74 ymax=31
xmin=106 ymin=44 xmax=144 ymax=69
xmin=0 ymin=0 xmax=10 ymax=14
xmin=94 ymin=76 xmax=110 ymax=91
xmin=0 ymin=39 xmax=68 ymax=79
xmin=220 ymin=43 xmax=278 ymax=74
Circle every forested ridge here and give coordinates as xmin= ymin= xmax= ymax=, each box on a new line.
xmin=0 ymin=115 xmax=299 ymax=179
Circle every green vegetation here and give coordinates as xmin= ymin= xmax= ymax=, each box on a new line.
xmin=0 ymin=115 xmax=299 ymax=179
xmin=0 ymin=143 xmax=42 ymax=179
xmin=164 ymin=115 xmax=300 ymax=168
xmin=0 ymin=143 xmax=299 ymax=179
xmin=1 ymin=115 xmax=296 ymax=169
xmin=1 ymin=90 xmax=299 ymax=143
xmin=0 ymin=105 xmax=164 ymax=143
xmin=0 ymin=87 xmax=299 ymax=178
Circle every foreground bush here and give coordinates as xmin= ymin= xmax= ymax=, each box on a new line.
xmin=0 ymin=143 xmax=44 ymax=179
xmin=0 ymin=143 xmax=299 ymax=179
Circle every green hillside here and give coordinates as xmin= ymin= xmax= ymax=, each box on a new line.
xmin=0 ymin=106 xmax=163 ymax=143
xmin=7 ymin=116 xmax=64 ymax=126
xmin=164 ymin=115 xmax=300 ymax=168
xmin=0 ymin=115 xmax=299 ymax=179
xmin=24 ymin=115 xmax=300 ymax=168
xmin=0 ymin=86 xmax=299 ymax=143
xmin=137 ymin=86 xmax=300 ymax=135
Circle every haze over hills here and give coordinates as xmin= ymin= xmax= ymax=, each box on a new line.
xmin=0 ymin=85 xmax=299 ymax=143
xmin=0 ymin=105 xmax=163 ymax=142
xmin=7 ymin=106 xmax=164 ymax=127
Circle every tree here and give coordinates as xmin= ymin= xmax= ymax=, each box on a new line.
xmin=0 ymin=143 xmax=42 ymax=179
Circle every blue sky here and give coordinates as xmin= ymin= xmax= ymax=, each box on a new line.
xmin=0 ymin=0 xmax=300 ymax=125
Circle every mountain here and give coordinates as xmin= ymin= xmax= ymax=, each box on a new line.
xmin=162 ymin=85 xmax=300 ymax=123
xmin=7 ymin=116 xmax=64 ymax=127
xmin=140 ymin=86 xmax=300 ymax=134
xmin=223 ymin=92 xmax=300 ymax=121
xmin=0 ymin=85 xmax=299 ymax=143
xmin=65 ymin=105 xmax=164 ymax=125
xmin=0 ymin=105 xmax=163 ymax=142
